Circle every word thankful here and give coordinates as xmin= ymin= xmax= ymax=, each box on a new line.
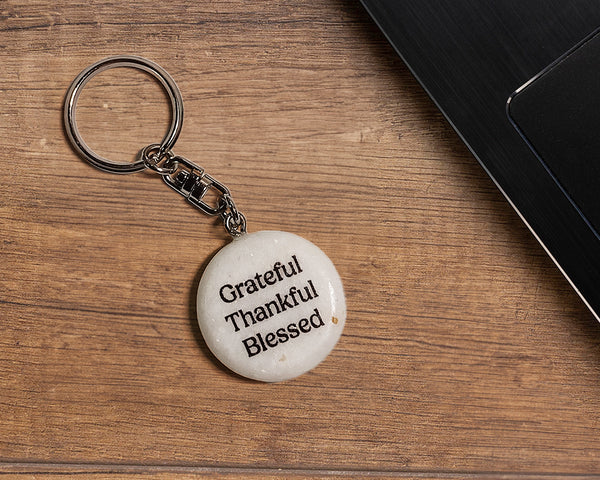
xmin=224 ymin=279 xmax=319 ymax=332
xmin=219 ymin=255 xmax=303 ymax=304
xmin=242 ymin=308 xmax=325 ymax=357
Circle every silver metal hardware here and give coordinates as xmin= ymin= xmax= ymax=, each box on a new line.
xmin=64 ymin=55 xmax=183 ymax=174
xmin=220 ymin=194 xmax=247 ymax=237
xmin=64 ymin=55 xmax=246 ymax=237
xmin=141 ymin=144 xmax=179 ymax=175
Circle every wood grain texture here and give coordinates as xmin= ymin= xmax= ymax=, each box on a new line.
xmin=1 ymin=0 xmax=600 ymax=477
xmin=2 ymin=469 xmax=600 ymax=480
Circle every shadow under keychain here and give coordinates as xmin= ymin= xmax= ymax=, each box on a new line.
xmin=64 ymin=55 xmax=346 ymax=382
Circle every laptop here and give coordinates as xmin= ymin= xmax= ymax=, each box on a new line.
xmin=360 ymin=0 xmax=600 ymax=321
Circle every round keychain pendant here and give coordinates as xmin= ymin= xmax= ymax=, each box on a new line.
xmin=64 ymin=56 xmax=346 ymax=382
xmin=198 ymin=230 xmax=345 ymax=382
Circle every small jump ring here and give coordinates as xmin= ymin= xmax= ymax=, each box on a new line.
xmin=63 ymin=55 xmax=184 ymax=174
xmin=224 ymin=212 xmax=247 ymax=237
xmin=140 ymin=144 xmax=179 ymax=175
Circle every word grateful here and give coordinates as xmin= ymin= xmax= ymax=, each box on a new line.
xmin=219 ymin=255 xmax=303 ymax=303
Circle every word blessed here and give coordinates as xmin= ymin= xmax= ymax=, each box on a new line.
xmin=242 ymin=308 xmax=324 ymax=357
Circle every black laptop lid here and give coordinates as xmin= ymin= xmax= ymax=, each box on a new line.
xmin=509 ymin=30 xmax=600 ymax=235
xmin=360 ymin=0 xmax=600 ymax=318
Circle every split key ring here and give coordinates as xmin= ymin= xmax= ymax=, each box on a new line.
xmin=63 ymin=55 xmax=184 ymax=174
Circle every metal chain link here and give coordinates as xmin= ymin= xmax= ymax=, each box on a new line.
xmin=219 ymin=194 xmax=247 ymax=237
xmin=140 ymin=144 xmax=247 ymax=237
xmin=141 ymin=144 xmax=179 ymax=175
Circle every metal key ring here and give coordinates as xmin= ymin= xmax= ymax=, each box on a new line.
xmin=64 ymin=55 xmax=184 ymax=174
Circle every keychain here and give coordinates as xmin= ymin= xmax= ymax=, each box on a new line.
xmin=64 ymin=55 xmax=346 ymax=382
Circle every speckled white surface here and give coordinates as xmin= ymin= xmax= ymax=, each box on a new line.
xmin=197 ymin=230 xmax=346 ymax=382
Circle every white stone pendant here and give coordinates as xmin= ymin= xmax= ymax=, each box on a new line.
xmin=197 ymin=230 xmax=346 ymax=382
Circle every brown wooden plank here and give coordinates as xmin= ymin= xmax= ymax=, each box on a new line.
xmin=1 ymin=465 xmax=599 ymax=480
xmin=1 ymin=0 xmax=599 ymax=475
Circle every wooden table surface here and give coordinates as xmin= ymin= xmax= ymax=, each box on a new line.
xmin=2 ymin=1 xmax=600 ymax=478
